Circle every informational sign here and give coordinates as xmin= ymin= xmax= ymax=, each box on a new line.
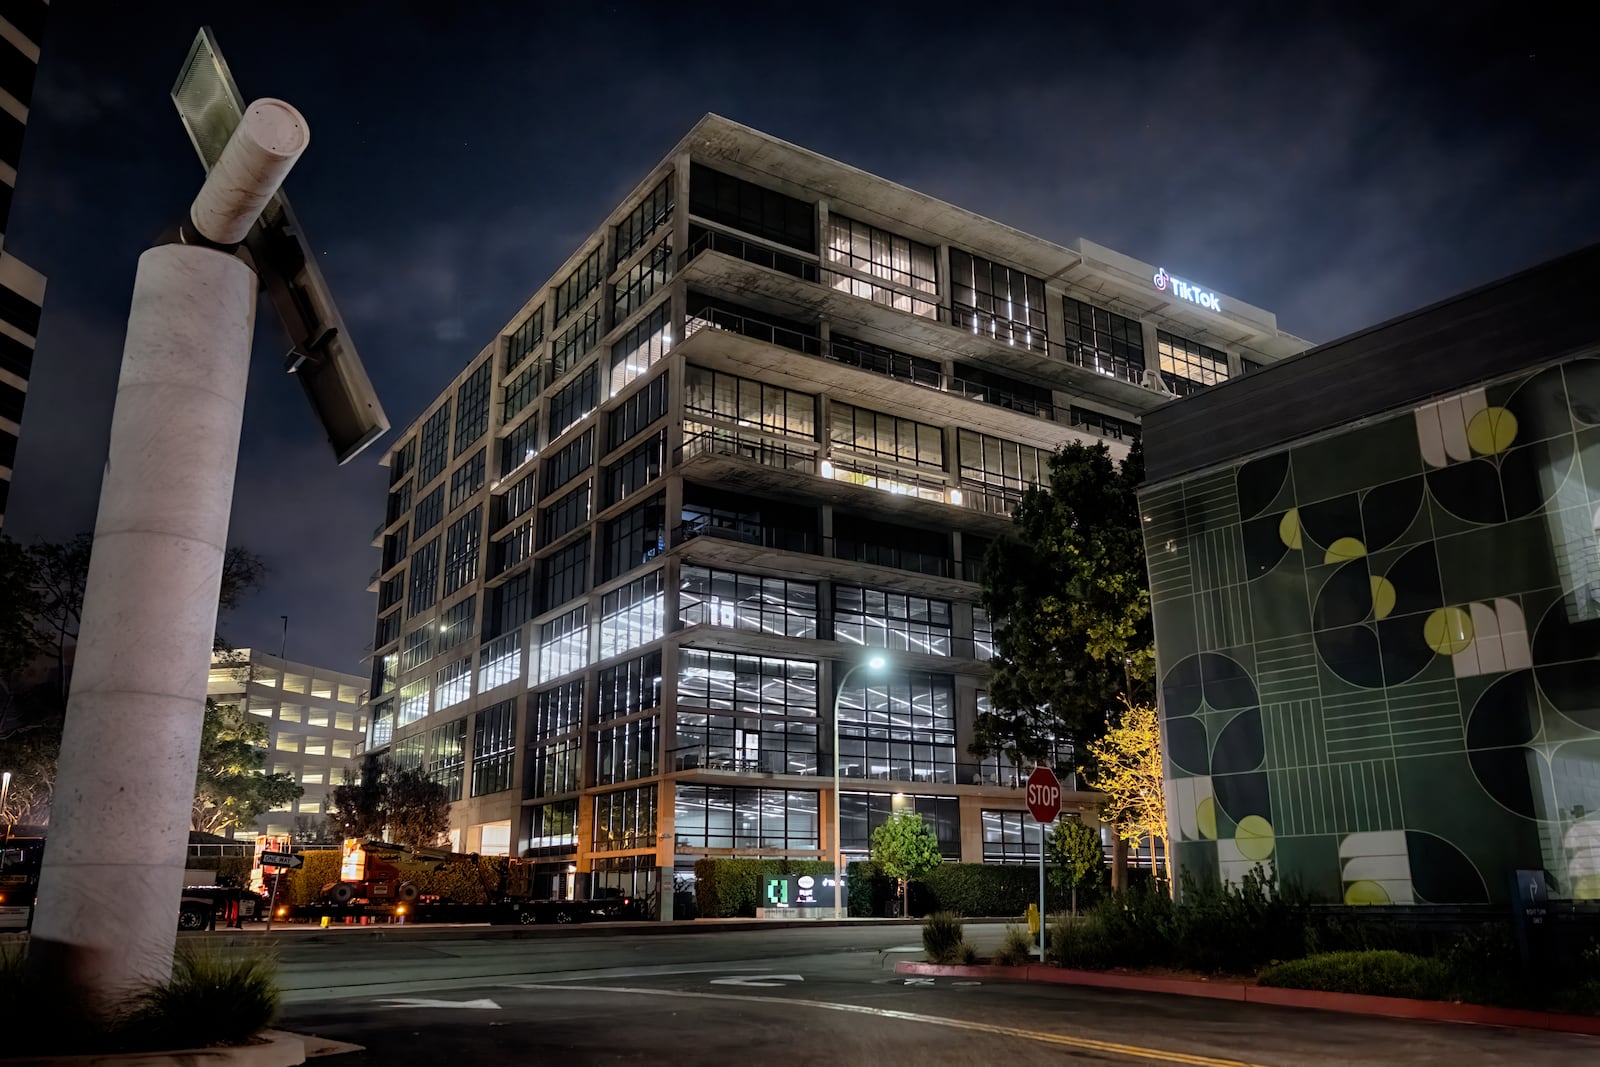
xmin=1153 ymin=267 xmax=1222 ymax=313
xmin=251 ymin=834 xmax=290 ymax=893
xmin=260 ymin=851 xmax=302 ymax=869
xmin=341 ymin=837 xmax=365 ymax=882
xmin=1026 ymin=766 xmax=1062 ymax=824
xmin=764 ymin=874 xmax=835 ymax=909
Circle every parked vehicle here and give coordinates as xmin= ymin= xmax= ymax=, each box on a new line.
xmin=491 ymin=891 xmax=639 ymax=926
xmin=178 ymin=885 xmax=266 ymax=930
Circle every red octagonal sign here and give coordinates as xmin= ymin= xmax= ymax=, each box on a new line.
xmin=1026 ymin=766 xmax=1062 ymax=824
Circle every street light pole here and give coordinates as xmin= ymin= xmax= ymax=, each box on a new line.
xmin=1 ymin=771 xmax=11 ymax=872
xmin=832 ymin=654 xmax=887 ymax=920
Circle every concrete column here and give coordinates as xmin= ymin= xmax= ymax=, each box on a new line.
xmin=29 ymin=243 xmax=258 ymax=1006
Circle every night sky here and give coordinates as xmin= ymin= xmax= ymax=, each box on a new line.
xmin=5 ymin=2 xmax=1594 ymax=682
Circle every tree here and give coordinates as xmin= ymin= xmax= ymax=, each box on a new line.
xmin=974 ymin=439 xmax=1152 ymax=767
xmin=1082 ymin=698 xmax=1169 ymax=889
xmin=869 ymin=811 xmax=943 ymax=915
xmin=1049 ymin=818 xmax=1107 ymax=915
xmin=27 ymin=534 xmax=91 ymax=711
xmin=384 ymin=764 xmax=450 ymax=849
xmin=0 ymin=729 xmax=57 ymax=831
xmin=191 ymin=699 xmax=303 ymax=836
xmin=329 ymin=754 xmax=387 ymax=841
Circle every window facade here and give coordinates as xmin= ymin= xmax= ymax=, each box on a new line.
xmin=413 ymin=485 xmax=444 ymax=536
xmin=542 ymin=429 xmax=594 ymax=497
xmin=609 ymin=301 xmax=672 ymax=397
xmin=407 ymin=539 xmax=440 ymax=615
xmin=553 ymin=245 xmax=604 ymax=324
xmin=1156 ymin=330 xmax=1229 ymax=395
xmin=677 ymin=649 xmax=818 ymax=716
xmin=685 ymin=365 xmax=814 ymax=439
xmin=417 ymin=403 xmax=452 ymax=486
xmin=540 ymin=482 xmax=591 ymax=545
xmin=595 ymin=717 xmax=658 ymax=785
xmin=841 ymin=793 xmax=960 ymax=857
xmin=368 ymin=698 xmax=393 ymax=749
xmin=438 ymin=594 xmax=476 ymax=652
xmin=505 ymin=306 xmax=544 ymax=374
xmin=592 ymin=785 xmax=657 ymax=851
xmin=679 ymin=565 xmax=817 ymax=638
xmin=493 ymin=520 xmax=534 ymax=576
xmin=674 ymin=713 xmax=817 ymax=776
xmin=449 ymin=449 xmax=486 ymax=510
xmin=501 ymin=414 xmax=539 ymax=478
xmin=435 ymin=656 xmax=472 ymax=711
xmin=608 ymin=370 xmax=669 ymax=450
xmin=442 ymin=506 xmax=481 ymax=595
xmin=540 ymin=539 xmax=590 ymax=611
xmin=454 ymin=360 xmax=492 ymax=456
xmin=538 ymin=606 xmax=589 ymax=683
xmin=603 ymin=431 xmax=664 ymax=507
xmin=1062 ymin=296 xmax=1145 ymax=375
xmin=494 ymin=471 xmax=537 ymax=530
xmin=950 ymin=250 xmax=1047 ymax=353
xmin=532 ymin=679 xmax=583 ymax=740
xmin=428 ymin=718 xmax=468 ymax=802
xmin=549 ymin=363 xmax=599 ymax=441
xmin=398 ymin=677 xmax=430 ymax=727
xmin=956 ymin=430 xmax=1048 ymax=506
xmin=689 ymin=163 xmax=814 ymax=251
xmin=471 ymin=699 xmax=517 ymax=796
xmin=973 ymin=607 xmax=995 ymax=661
xmin=982 ymin=809 xmax=1052 ymax=863
xmin=829 ymin=335 xmax=941 ymax=387
xmin=503 ymin=365 xmax=540 ymax=424
xmin=1070 ymin=405 xmax=1140 ymax=441
xmin=551 ymin=303 xmax=601 ymax=381
xmin=833 ymin=586 xmax=952 ymax=655
xmin=600 ymin=494 xmax=665 ymax=581
xmin=390 ymin=438 xmax=416 ymax=485
xmin=530 ymin=737 xmax=580 ymax=798
xmin=614 ymin=176 xmax=673 ymax=264
xmin=674 ymin=786 xmax=820 ymax=850
xmin=613 ymin=240 xmax=671 ymax=323
xmin=530 ymin=799 xmax=578 ymax=850
xmin=401 ymin=626 xmax=432 ymax=672
xmin=598 ymin=651 xmax=662 ymax=721
xmin=828 ymin=402 xmax=943 ymax=469
xmin=836 ymin=670 xmax=956 ymax=783
xmin=489 ymin=571 xmax=533 ymax=639
xmin=599 ymin=570 xmax=665 ymax=659
xmin=825 ymin=216 xmax=937 ymax=318
xmin=478 ymin=629 xmax=522 ymax=691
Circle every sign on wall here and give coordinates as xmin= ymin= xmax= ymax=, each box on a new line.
xmin=1154 ymin=268 xmax=1222 ymax=313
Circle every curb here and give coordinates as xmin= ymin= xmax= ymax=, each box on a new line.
xmin=0 ymin=1030 xmax=305 ymax=1066
xmin=893 ymin=961 xmax=1600 ymax=1036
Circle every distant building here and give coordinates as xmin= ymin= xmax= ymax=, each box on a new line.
xmin=0 ymin=0 xmax=48 ymax=530
xmin=361 ymin=114 xmax=1309 ymax=908
xmin=207 ymin=649 xmax=368 ymax=841
xmin=1140 ymin=243 xmax=1600 ymax=905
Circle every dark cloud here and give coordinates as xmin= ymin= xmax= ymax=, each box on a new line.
xmin=5 ymin=1 xmax=1596 ymax=680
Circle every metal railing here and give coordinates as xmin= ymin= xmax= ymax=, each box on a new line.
xmin=684 ymin=306 xmax=823 ymax=356
xmin=1050 ymin=339 xmax=1147 ymax=386
xmin=668 ymin=745 xmax=813 ymax=775
xmin=670 ymin=519 xmax=971 ymax=582
xmin=675 ymin=426 xmax=818 ymax=474
xmin=680 ymin=228 xmax=820 ymax=283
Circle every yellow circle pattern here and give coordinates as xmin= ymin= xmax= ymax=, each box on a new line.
xmin=1196 ymin=796 xmax=1217 ymax=841
xmin=1370 ymin=576 xmax=1396 ymax=620
xmin=1279 ymin=508 xmax=1302 ymax=550
xmin=1234 ymin=815 xmax=1275 ymax=861
xmin=1424 ymin=606 xmax=1474 ymax=655
xmin=1324 ymin=537 xmax=1367 ymax=564
xmin=1466 ymin=406 xmax=1518 ymax=455
xmin=1344 ymin=880 xmax=1391 ymax=906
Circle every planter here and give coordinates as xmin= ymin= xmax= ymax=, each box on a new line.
xmin=0 ymin=1030 xmax=305 ymax=1067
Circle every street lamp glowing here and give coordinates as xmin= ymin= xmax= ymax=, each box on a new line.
xmin=833 ymin=654 xmax=890 ymax=920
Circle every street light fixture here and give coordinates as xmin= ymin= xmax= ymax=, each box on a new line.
xmin=832 ymin=653 xmax=888 ymax=920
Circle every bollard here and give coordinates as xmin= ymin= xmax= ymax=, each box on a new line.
xmin=320 ymin=915 xmax=330 ymax=929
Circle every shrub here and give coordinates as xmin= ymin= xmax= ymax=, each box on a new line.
xmin=958 ymin=941 xmax=980 ymax=965
xmin=1258 ymin=950 xmax=1453 ymax=1001
xmin=286 ymin=849 xmax=342 ymax=905
xmin=121 ymin=945 xmax=279 ymax=1049
xmin=923 ymin=911 xmax=966 ymax=964
xmin=693 ymin=858 xmax=834 ymax=918
xmin=994 ymin=925 xmax=1035 ymax=967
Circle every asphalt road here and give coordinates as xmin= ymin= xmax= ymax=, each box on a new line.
xmin=275 ymin=925 xmax=1600 ymax=1066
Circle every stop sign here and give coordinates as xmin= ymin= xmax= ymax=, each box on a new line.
xmin=1026 ymin=766 xmax=1062 ymax=824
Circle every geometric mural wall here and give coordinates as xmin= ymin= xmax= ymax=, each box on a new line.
xmin=1140 ymin=355 xmax=1600 ymax=904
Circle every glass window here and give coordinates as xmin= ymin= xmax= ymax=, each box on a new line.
xmin=492 ymin=520 xmax=534 ymax=577
xmin=1156 ymin=330 xmax=1229 ymax=395
xmin=368 ymin=698 xmax=394 ymax=749
xmin=505 ymin=306 xmax=544 ymax=374
xmin=551 ymin=303 xmax=601 ymax=381
xmin=393 ymin=735 xmax=424 ymax=768
xmin=949 ymin=249 xmax=1047 ymax=353
xmin=607 ymin=370 xmax=669 ymax=451
xmin=592 ymin=785 xmax=657 ymax=851
xmin=435 ymin=656 xmax=472 ymax=711
xmin=382 ymin=523 xmax=410 ymax=573
xmin=685 ymin=365 xmax=815 ymax=440
xmin=488 ymin=570 xmax=533 ymax=640
xmin=603 ymin=430 xmax=665 ymax=507
xmin=679 ymin=565 xmax=817 ymax=638
xmin=442 ymin=506 xmax=482 ymax=596
xmin=595 ymin=716 xmax=658 ymax=785
xmin=674 ymin=714 xmax=817 ymax=776
xmin=828 ymin=402 xmax=943 ymax=469
xmin=673 ymin=786 xmax=820 ymax=850
xmin=597 ymin=651 xmax=662 ymax=721
xmin=542 ymin=428 xmax=594 ymax=497
xmin=613 ymin=240 xmax=672 ymax=323
xmin=1069 ymin=405 xmax=1140 ymax=441
xmin=503 ymin=365 xmax=541 ymax=425
xmin=828 ymin=335 xmax=941 ymax=387
xmin=550 ymin=362 xmax=599 ymax=440
xmin=533 ymin=679 xmax=584 ymax=740
xmin=540 ymin=539 xmax=589 ymax=612
xmin=530 ymin=799 xmax=578 ymax=850
xmin=493 ymin=471 xmax=538 ymax=530
xmin=614 ymin=176 xmax=673 ymax=264
xmin=840 ymin=793 xmax=959 ymax=857
xmin=438 ymin=595 xmax=477 ymax=653
xmin=471 ymin=699 xmax=517 ymax=796
xmin=1242 ymin=356 xmax=1265 ymax=374
xmin=530 ymin=736 xmax=581 ymax=797
xmin=372 ymin=651 xmax=398 ymax=699
xmin=956 ymin=429 xmax=1048 ymax=508
xmin=824 ymin=215 xmax=938 ymax=318
xmin=417 ymin=403 xmax=452 ymax=486
xmin=553 ymin=245 xmax=604 ymax=325
xmin=540 ymin=481 xmax=591 ymax=545
xmin=428 ymin=717 xmax=468 ymax=802
xmin=454 ymin=360 xmax=492 ymax=457
xmin=375 ymin=609 xmax=401 ymax=650
xmin=599 ymin=570 xmax=665 ymax=660
xmin=1062 ymin=296 xmax=1146 ymax=374
xmin=608 ymin=301 xmax=673 ymax=397
xmin=407 ymin=539 xmax=440 ymax=616
xmin=413 ymin=485 xmax=444 ymax=536
xmin=386 ymin=478 xmax=413 ymax=525
xmin=677 ymin=649 xmax=817 ymax=716
xmin=600 ymin=494 xmax=665 ymax=581
xmin=538 ymin=606 xmax=589 ymax=683
xmin=390 ymin=438 xmax=416 ymax=485
xmin=398 ymin=677 xmax=430 ymax=727
xmin=689 ymin=163 xmax=814 ymax=252
xmin=478 ymin=629 xmax=523 ymax=692
xmin=449 ymin=449 xmax=486 ymax=511
xmin=500 ymin=414 xmax=540 ymax=480
xmin=835 ymin=670 xmax=956 ymax=784
xmin=833 ymin=585 xmax=952 ymax=655
xmin=973 ymin=607 xmax=995 ymax=661
xmin=982 ymin=809 xmax=1061 ymax=863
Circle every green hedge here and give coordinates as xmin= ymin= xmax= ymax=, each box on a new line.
xmin=1258 ymin=951 xmax=1454 ymax=1000
xmin=848 ymin=860 xmax=1069 ymax=918
xmin=692 ymin=858 xmax=835 ymax=917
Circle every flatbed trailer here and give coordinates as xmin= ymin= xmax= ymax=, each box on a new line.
xmin=276 ymin=895 xmax=637 ymax=926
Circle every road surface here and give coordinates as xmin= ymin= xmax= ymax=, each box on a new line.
xmin=274 ymin=924 xmax=1597 ymax=1065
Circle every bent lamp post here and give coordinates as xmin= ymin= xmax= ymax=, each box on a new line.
xmin=832 ymin=653 xmax=887 ymax=919
xmin=30 ymin=29 xmax=386 ymax=1012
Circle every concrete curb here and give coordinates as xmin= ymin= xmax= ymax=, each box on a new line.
xmin=0 ymin=1030 xmax=305 ymax=1066
xmin=893 ymin=961 xmax=1600 ymax=1036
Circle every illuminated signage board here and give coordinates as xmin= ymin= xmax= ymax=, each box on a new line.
xmin=1153 ymin=268 xmax=1221 ymax=313
xmin=764 ymin=874 xmax=835 ymax=908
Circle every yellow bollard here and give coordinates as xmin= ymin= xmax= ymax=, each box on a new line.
xmin=1026 ymin=902 xmax=1040 ymax=935
xmin=320 ymin=915 xmax=330 ymax=928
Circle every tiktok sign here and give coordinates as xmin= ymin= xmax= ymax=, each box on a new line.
xmin=1026 ymin=766 xmax=1062 ymax=825
xmin=1153 ymin=267 xmax=1222 ymax=313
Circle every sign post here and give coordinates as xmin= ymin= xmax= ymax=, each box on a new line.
xmin=1026 ymin=766 xmax=1062 ymax=961
xmin=261 ymin=846 xmax=300 ymax=932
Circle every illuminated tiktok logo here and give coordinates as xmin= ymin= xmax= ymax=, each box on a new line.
xmin=1154 ymin=268 xmax=1221 ymax=313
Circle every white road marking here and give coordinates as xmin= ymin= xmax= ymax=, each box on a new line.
xmin=710 ymin=974 xmax=804 ymax=987
xmin=903 ymin=977 xmax=935 ymax=986
xmin=376 ymin=997 xmax=501 ymax=1010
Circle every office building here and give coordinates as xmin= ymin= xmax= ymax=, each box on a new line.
xmin=1140 ymin=243 xmax=1600 ymax=905
xmin=364 ymin=114 xmax=1308 ymax=911
xmin=207 ymin=649 xmax=368 ymax=841
xmin=0 ymin=0 xmax=47 ymax=530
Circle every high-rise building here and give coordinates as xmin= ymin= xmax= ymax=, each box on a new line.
xmin=363 ymin=115 xmax=1309 ymax=910
xmin=207 ymin=649 xmax=369 ymax=842
xmin=0 ymin=0 xmax=47 ymax=530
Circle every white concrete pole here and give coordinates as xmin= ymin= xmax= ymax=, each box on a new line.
xmin=29 ymin=101 xmax=306 ymax=1013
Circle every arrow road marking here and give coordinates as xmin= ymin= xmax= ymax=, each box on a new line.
xmin=903 ymin=977 xmax=935 ymax=986
xmin=710 ymin=974 xmax=804 ymax=987
xmin=376 ymin=997 xmax=501 ymax=1010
